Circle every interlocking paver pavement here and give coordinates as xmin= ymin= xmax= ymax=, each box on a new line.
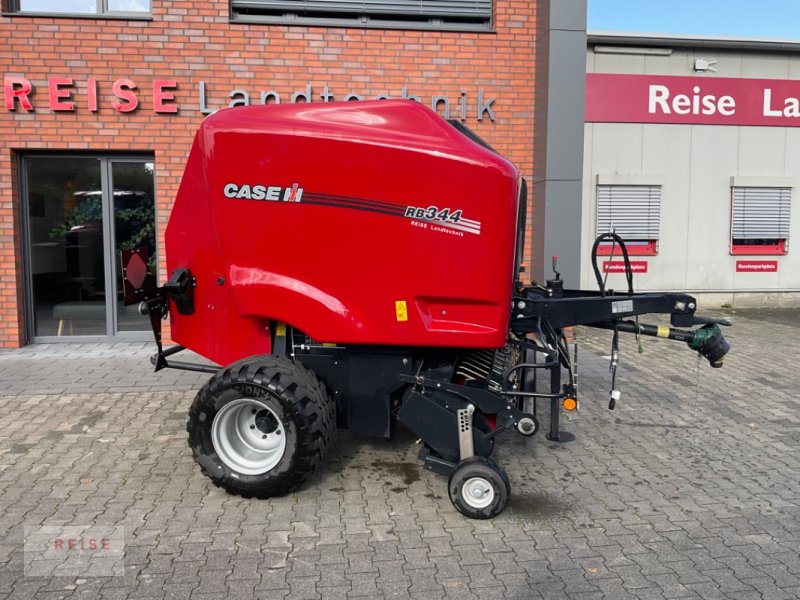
xmin=0 ymin=308 xmax=798 ymax=599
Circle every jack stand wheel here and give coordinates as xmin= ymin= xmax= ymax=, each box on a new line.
xmin=448 ymin=457 xmax=510 ymax=519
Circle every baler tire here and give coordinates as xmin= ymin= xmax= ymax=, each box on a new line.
xmin=187 ymin=355 xmax=334 ymax=498
xmin=448 ymin=457 xmax=510 ymax=519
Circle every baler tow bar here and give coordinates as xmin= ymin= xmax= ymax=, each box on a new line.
xmin=500 ymin=232 xmax=730 ymax=442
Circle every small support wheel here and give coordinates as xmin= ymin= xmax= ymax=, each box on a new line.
xmin=516 ymin=414 xmax=539 ymax=437
xmin=448 ymin=457 xmax=510 ymax=519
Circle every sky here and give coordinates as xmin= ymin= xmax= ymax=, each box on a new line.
xmin=588 ymin=0 xmax=800 ymax=39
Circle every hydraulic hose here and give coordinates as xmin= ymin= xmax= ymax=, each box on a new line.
xmin=591 ymin=232 xmax=634 ymax=297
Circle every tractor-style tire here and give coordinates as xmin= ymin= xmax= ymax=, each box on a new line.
xmin=448 ymin=456 xmax=510 ymax=519
xmin=187 ymin=355 xmax=334 ymax=498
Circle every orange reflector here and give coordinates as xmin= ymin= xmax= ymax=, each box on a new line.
xmin=563 ymin=397 xmax=577 ymax=411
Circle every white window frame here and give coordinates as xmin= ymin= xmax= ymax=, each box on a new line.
xmin=4 ymin=0 xmax=150 ymax=18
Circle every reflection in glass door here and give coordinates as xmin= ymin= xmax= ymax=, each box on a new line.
xmin=23 ymin=155 xmax=156 ymax=340
xmin=25 ymin=157 xmax=107 ymax=336
xmin=111 ymin=161 xmax=156 ymax=332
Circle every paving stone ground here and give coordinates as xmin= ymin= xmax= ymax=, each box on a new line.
xmin=0 ymin=308 xmax=798 ymax=599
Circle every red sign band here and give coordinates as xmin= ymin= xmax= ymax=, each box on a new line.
xmin=603 ymin=261 xmax=648 ymax=274
xmin=736 ymin=260 xmax=778 ymax=273
xmin=586 ymin=73 xmax=800 ymax=127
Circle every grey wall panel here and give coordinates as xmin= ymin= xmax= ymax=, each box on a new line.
xmin=542 ymin=179 xmax=585 ymax=283
xmin=684 ymin=126 xmax=739 ymax=291
xmin=584 ymin=121 xmax=800 ymax=292
xmin=581 ymin=123 xmax=594 ymax=263
xmin=738 ymin=127 xmax=787 ymax=177
xmin=642 ymin=124 xmax=691 ymax=290
xmin=780 ymin=128 xmax=800 ymax=289
xmin=585 ymin=42 xmax=800 ymax=295
xmin=679 ymin=50 xmax=744 ymax=78
xmin=545 ymin=31 xmax=592 ymax=182
xmin=741 ymin=53 xmax=790 ymax=78
xmin=549 ymin=0 xmax=586 ymax=30
xmin=789 ymin=58 xmax=800 ymax=79
xmin=593 ymin=52 xmax=645 ymax=75
xmin=589 ymin=123 xmax=644 ymax=174
xmin=532 ymin=0 xmax=587 ymax=286
xmin=643 ymin=53 xmax=690 ymax=76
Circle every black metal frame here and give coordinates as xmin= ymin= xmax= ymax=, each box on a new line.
xmin=126 ymin=231 xmax=730 ymax=470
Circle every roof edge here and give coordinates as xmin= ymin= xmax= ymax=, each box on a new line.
xmin=588 ymin=30 xmax=800 ymax=53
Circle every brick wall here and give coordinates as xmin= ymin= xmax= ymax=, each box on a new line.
xmin=0 ymin=0 xmax=537 ymax=347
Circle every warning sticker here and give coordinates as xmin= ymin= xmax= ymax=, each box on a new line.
xmin=611 ymin=300 xmax=634 ymax=314
xmin=395 ymin=301 xmax=408 ymax=322
xmin=657 ymin=325 xmax=670 ymax=338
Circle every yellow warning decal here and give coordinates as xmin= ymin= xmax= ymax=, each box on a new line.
xmin=656 ymin=325 xmax=670 ymax=338
xmin=322 ymin=343 xmax=336 ymax=347
xmin=275 ymin=322 xmax=287 ymax=337
xmin=395 ymin=301 xmax=408 ymax=322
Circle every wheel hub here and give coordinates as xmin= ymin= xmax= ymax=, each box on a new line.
xmin=462 ymin=477 xmax=494 ymax=509
xmin=255 ymin=409 xmax=280 ymax=434
xmin=211 ymin=398 xmax=287 ymax=475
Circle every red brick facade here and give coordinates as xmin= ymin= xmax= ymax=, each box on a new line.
xmin=0 ymin=1 xmax=537 ymax=347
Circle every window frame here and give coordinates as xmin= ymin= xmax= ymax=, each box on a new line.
xmin=229 ymin=0 xmax=495 ymax=32
xmin=18 ymin=151 xmax=157 ymax=343
xmin=595 ymin=176 xmax=662 ymax=257
xmin=729 ymin=177 xmax=792 ymax=256
xmin=2 ymin=0 xmax=152 ymax=19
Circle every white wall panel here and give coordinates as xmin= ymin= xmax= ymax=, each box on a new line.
xmin=738 ymin=127 xmax=787 ymax=177
xmin=585 ymin=44 xmax=800 ymax=295
xmin=592 ymin=52 xmax=645 ymax=75
xmin=685 ymin=126 xmax=740 ymax=290
xmin=741 ymin=53 xmax=790 ymax=78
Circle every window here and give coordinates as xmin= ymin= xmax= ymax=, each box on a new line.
xmin=731 ymin=186 xmax=791 ymax=255
xmin=3 ymin=0 xmax=150 ymax=16
xmin=230 ymin=0 xmax=492 ymax=30
xmin=595 ymin=184 xmax=661 ymax=255
xmin=22 ymin=155 xmax=156 ymax=340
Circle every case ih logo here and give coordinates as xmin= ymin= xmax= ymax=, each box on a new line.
xmin=223 ymin=184 xmax=481 ymax=238
xmin=223 ymin=183 xmax=303 ymax=202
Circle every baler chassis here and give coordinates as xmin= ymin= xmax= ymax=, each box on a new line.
xmin=129 ymin=236 xmax=730 ymax=519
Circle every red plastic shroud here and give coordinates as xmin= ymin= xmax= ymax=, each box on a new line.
xmin=166 ymin=100 xmax=521 ymax=366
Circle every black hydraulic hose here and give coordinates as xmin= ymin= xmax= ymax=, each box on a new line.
xmin=591 ymin=232 xmax=634 ymax=296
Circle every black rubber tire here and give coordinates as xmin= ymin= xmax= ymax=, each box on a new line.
xmin=187 ymin=355 xmax=334 ymax=498
xmin=448 ymin=456 xmax=510 ymax=519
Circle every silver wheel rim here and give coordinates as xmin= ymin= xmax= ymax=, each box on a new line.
xmin=462 ymin=477 xmax=495 ymax=509
xmin=211 ymin=398 xmax=287 ymax=475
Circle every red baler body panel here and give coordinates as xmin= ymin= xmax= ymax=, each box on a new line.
xmin=166 ymin=100 xmax=520 ymax=365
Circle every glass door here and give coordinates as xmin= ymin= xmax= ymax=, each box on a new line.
xmin=110 ymin=160 xmax=156 ymax=333
xmin=23 ymin=155 xmax=156 ymax=341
